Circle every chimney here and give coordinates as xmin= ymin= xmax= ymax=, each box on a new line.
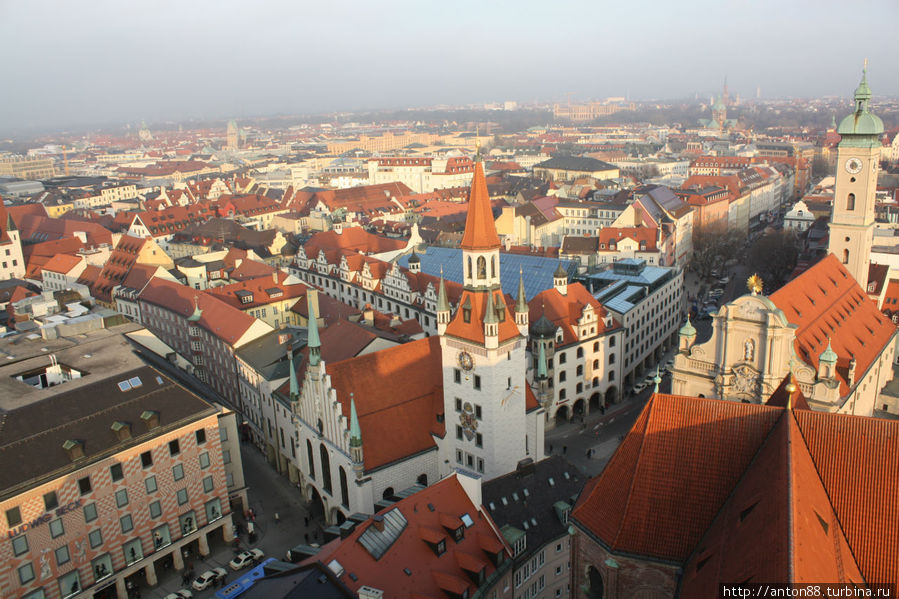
xmin=141 ymin=410 xmax=160 ymax=430
xmin=307 ymin=289 xmax=320 ymax=325
xmin=62 ymin=439 xmax=85 ymax=462
xmin=372 ymin=514 xmax=385 ymax=532
xmin=363 ymin=304 xmax=374 ymax=326
xmin=111 ymin=421 xmax=132 ymax=442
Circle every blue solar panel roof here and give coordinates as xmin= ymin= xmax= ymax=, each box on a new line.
xmin=396 ymin=247 xmax=575 ymax=301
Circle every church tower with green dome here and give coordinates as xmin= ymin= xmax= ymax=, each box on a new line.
xmin=828 ymin=65 xmax=884 ymax=287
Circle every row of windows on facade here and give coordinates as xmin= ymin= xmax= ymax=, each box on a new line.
xmin=14 ymin=500 xmax=222 ymax=598
xmin=4 ymin=428 xmax=212 ymax=529
xmin=456 ymin=449 xmax=485 ymax=474
xmin=10 ymin=479 xmax=218 ymax=560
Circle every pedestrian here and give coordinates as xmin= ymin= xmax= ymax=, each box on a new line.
xmin=304 ymin=516 xmax=309 ymax=527
xmin=562 ymin=445 xmax=567 ymax=455
xmin=548 ymin=443 xmax=553 ymax=453
xmin=304 ymin=533 xmax=309 ymax=543
xmin=274 ymin=512 xmax=280 ymax=524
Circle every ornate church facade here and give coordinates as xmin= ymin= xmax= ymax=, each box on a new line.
xmin=281 ymin=162 xmax=545 ymax=524
xmin=671 ymin=70 xmax=896 ymax=415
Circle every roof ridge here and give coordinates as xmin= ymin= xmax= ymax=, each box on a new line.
xmin=610 ymin=393 xmax=658 ymax=549
xmin=790 ymin=411 xmax=866 ymax=582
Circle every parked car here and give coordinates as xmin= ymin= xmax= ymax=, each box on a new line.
xmin=192 ymin=568 xmax=228 ymax=591
xmin=708 ymin=289 xmax=725 ymax=298
xmin=163 ymin=591 xmax=193 ymax=599
xmin=632 ymin=383 xmax=646 ymax=394
xmin=229 ymin=549 xmax=265 ymax=571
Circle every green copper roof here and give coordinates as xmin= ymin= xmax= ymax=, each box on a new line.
xmin=484 ymin=289 xmax=498 ymax=325
xmin=436 ymin=268 xmax=450 ymax=313
xmin=838 ymin=68 xmax=883 ymax=140
xmin=349 ymin=395 xmax=362 ymax=447
xmin=819 ymin=338 xmax=838 ymax=365
xmin=288 ymin=345 xmax=300 ymax=399
xmin=516 ymin=268 xmax=528 ymax=313
xmin=537 ymin=341 xmax=548 ymax=379
xmin=712 ymin=96 xmax=726 ymax=111
xmin=679 ymin=315 xmax=696 ymax=337
xmin=307 ymin=302 xmax=321 ymax=366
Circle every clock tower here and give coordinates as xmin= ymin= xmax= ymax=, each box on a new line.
xmin=828 ymin=66 xmax=884 ymax=287
xmin=439 ymin=160 xmax=537 ymax=480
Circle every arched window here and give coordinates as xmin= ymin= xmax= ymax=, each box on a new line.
xmin=593 ymin=359 xmax=599 ymax=369
xmin=320 ymin=444 xmax=332 ymax=494
xmin=576 ymin=365 xmax=583 ymax=376
xmin=417 ymin=473 xmax=428 ymax=487
xmin=306 ymin=440 xmax=315 ymax=479
xmin=843 ymin=249 xmax=850 ymax=264
xmin=593 ymin=341 xmax=599 ymax=352
xmin=467 ymin=257 xmax=472 ymax=280
xmin=477 ymin=256 xmax=487 ymax=279
xmin=339 ymin=467 xmax=349 ymax=508
xmin=609 ymin=353 xmax=616 ymax=364
xmin=576 ymin=348 xmax=584 ymax=358
xmin=490 ymin=256 xmax=495 ymax=278
xmin=382 ymin=487 xmax=394 ymax=500
xmin=847 ymin=193 xmax=855 ymax=211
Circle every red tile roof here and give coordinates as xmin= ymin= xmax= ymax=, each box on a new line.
xmin=528 ymin=283 xmax=617 ymax=347
xmin=206 ymin=272 xmax=306 ymax=309
xmin=573 ymin=395 xmax=783 ymax=562
xmin=445 ymin=289 xmax=520 ymax=345
xmin=679 ymin=413 xmax=864 ymax=595
xmin=324 ymin=336 xmax=444 ymax=470
xmin=460 ymin=163 xmax=500 ymax=251
xmin=309 ymin=474 xmax=511 ymax=598
xmin=304 ymin=227 xmax=407 ymax=258
xmin=769 ymin=254 xmax=896 ymax=396
xmin=41 ymin=253 xmax=83 ymax=274
xmin=574 ymin=393 xmax=899 ymax=589
xmin=138 ymin=278 xmax=264 ymax=347
xmin=92 ymin=235 xmax=151 ymax=303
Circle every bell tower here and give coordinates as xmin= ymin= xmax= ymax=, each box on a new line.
xmin=439 ymin=161 xmax=534 ymax=480
xmin=828 ymin=65 xmax=883 ymax=287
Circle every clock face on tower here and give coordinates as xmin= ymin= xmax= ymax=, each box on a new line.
xmin=457 ymin=351 xmax=474 ymax=371
xmin=845 ymin=158 xmax=863 ymax=174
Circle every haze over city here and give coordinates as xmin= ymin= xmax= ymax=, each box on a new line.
xmin=2 ymin=0 xmax=898 ymax=133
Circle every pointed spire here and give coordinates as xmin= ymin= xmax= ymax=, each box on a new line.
xmin=349 ymin=394 xmax=362 ymax=448
xmin=516 ymin=267 xmax=528 ymax=313
xmin=307 ymin=301 xmax=321 ymax=366
xmin=459 ymin=162 xmax=500 ymax=251
xmin=187 ymin=295 xmax=203 ymax=321
xmin=537 ymin=341 xmax=548 ymax=380
xmin=437 ymin=266 xmax=450 ymax=313
xmin=653 ymin=366 xmax=662 ymax=393
xmin=484 ymin=289 xmax=498 ymax=325
xmin=288 ymin=343 xmax=299 ymax=400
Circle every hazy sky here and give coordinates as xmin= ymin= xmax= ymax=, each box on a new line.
xmin=1 ymin=0 xmax=897 ymax=134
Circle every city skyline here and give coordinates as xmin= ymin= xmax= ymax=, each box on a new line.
xmin=1 ymin=0 xmax=898 ymax=134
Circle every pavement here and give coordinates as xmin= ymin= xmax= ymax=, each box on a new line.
xmin=545 ymin=360 xmax=673 ymax=478
xmin=138 ymin=442 xmax=322 ymax=598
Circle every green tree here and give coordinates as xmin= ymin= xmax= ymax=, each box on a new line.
xmin=747 ymin=230 xmax=799 ymax=290
xmin=691 ymin=226 xmax=743 ymax=279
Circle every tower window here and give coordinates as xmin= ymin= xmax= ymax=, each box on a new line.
xmin=474 ymin=375 xmax=481 ymax=390
xmin=467 ymin=257 xmax=472 ymax=280
xmin=491 ymin=256 xmax=495 ymax=278
xmin=847 ymin=193 xmax=855 ymax=211
xmin=477 ymin=257 xmax=487 ymax=279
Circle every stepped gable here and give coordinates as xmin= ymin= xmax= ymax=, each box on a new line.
xmin=324 ymin=336 xmax=444 ymax=470
xmin=770 ymin=254 xmax=897 ymax=396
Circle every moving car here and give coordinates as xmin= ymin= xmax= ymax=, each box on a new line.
xmin=229 ymin=549 xmax=265 ymax=571
xmin=192 ymin=568 xmax=227 ymax=591
xmin=163 ymin=591 xmax=193 ymax=599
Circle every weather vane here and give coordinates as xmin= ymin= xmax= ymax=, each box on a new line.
xmin=747 ymin=274 xmax=763 ymax=295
